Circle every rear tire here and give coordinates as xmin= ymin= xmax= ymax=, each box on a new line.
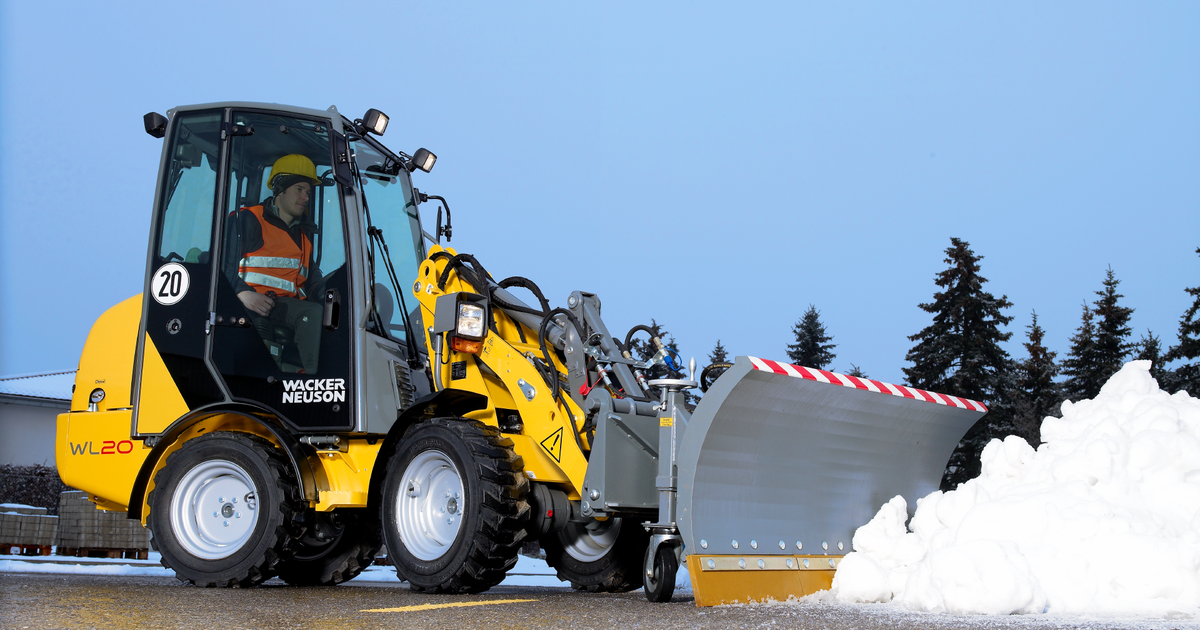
xmin=382 ymin=418 xmax=530 ymax=593
xmin=147 ymin=432 xmax=303 ymax=587
xmin=541 ymin=517 xmax=649 ymax=592
xmin=276 ymin=508 xmax=381 ymax=586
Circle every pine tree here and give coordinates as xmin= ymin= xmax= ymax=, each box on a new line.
xmin=1133 ymin=329 xmax=1166 ymax=385
xmin=1164 ymin=248 xmax=1200 ymax=396
xmin=1012 ymin=311 xmax=1061 ymax=445
xmin=1061 ymin=302 xmax=1100 ymax=401
xmin=707 ymin=340 xmax=730 ymax=365
xmin=846 ymin=364 xmax=868 ymax=378
xmin=1092 ymin=266 xmax=1135 ymax=381
xmin=903 ymin=239 xmax=1016 ymax=492
xmin=1062 ymin=268 xmax=1136 ymax=401
xmin=786 ymin=305 xmax=836 ymax=369
xmin=903 ymin=238 xmax=1014 ymax=402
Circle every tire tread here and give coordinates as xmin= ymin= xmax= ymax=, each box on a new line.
xmin=388 ymin=418 xmax=530 ymax=594
xmin=148 ymin=432 xmax=304 ymax=588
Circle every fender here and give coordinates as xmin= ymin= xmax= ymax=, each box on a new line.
xmin=126 ymin=404 xmax=320 ymax=520
xmin=367 ymin=389 xmax=489 ymax=506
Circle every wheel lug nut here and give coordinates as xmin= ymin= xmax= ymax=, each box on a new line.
xmin=223 ymin=521 xmax=229 ymax=527
xmin=213 ymin=512 xmax=218 ymax=517
xmin=219 ymin=497 xmax=225 ymax=503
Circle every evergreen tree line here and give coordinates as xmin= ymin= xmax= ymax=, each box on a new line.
xmin=905 ymin=240 xmax=1200 ymax=489
xmin=695 ymin=240 xmax=1200 ymax=489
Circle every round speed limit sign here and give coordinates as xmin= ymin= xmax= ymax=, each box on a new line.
xmin=151 ymin=262 xmax=191 ymax=306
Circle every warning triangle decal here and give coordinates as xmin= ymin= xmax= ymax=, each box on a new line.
xmin=540 ymin=428 xmax=563 ymax=463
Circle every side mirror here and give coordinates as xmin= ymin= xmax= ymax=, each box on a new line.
xmin=143 ymin=112 xmax=168 ymax=138
xmin=362 ymin=109 xmax=389 ymax=136
xmin=331 ymin=131 xmax=353 ymax=188
xmin=411 ymin=148 xmax=437 ymax=173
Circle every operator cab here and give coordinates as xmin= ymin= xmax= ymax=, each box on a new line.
xmin=138 ymin=103 xmax=429 ymax=435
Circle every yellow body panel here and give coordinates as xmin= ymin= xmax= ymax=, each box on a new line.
xmin=311 ymin=440 xmax=382 ymax=511
xmin=414 ymin=246 xmax=591 ymax=499
xmin=506 ymin=435 xmax=570 ymax=484
xmin=686 ymin=555 xmax=841 ymax=606
xmin=135 ymin=333 xmax=191 ymax=434
xmin=70 ymin=295 xmax=142 ymax=411
xmin=56 ymin=409 xmax=151 ymax=510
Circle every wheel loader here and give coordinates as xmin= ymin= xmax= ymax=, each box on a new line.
xmin=55 ymin=101 xmax=986 ymax=604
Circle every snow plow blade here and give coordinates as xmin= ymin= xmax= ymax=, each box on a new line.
xmin=678 ymin=356 xmax=986 ymax=605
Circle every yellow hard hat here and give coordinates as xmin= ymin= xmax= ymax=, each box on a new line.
xmin=266 ymin=154 xmax=320 ymax=190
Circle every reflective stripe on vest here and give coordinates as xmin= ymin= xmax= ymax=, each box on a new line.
xmin=240 ymin=256 xmax=300 ymax=269
xmin=235 ymin=205 xmax=312 ymax=299
xmin=239 ymin=272 xmax=296 ymax=294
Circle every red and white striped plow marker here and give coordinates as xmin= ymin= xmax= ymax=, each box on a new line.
xmin=745 ymin=356 xmax=987 ymax=413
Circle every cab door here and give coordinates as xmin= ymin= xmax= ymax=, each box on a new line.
xmin=135 ymin=109 xmax=227 ymax=435
xmin=209 ymin=110 xmax=354 ymax=432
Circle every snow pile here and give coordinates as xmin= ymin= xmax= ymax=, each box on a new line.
xmin=832 ymin=361 xmax=1200 ymax=616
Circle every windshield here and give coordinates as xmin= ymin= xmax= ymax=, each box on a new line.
xmin=353 ymin=137 xmax=424 ymax=341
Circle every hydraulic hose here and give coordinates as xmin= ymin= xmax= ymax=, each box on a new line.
xmin=624 ymin=324 xmax=657 ymax=354
xmin=537 ymin=307 xmax=588 ymax=456
xmin=494 ymin=276 xmax=551 ymax=316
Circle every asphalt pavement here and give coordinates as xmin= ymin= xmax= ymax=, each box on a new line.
xmin=2 ymin=572 xmax=1197 ymax=630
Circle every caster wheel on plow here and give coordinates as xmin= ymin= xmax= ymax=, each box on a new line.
xmin=643 ymin=543 xmax=678 ymax=603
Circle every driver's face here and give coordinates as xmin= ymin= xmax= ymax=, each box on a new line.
xmin=276 ymin=181 xmax=312 ymax=221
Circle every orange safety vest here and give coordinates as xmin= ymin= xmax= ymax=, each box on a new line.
xmin=235 ymin=205 xmax=313 ymax=299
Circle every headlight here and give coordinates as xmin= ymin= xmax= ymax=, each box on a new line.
xmin=456 ymin=304 xmax=485 ymax=339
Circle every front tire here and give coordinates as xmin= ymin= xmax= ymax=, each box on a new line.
xmin=147 ymin=432 xmax=303 ymax=587
xmin=541 ymin=517 xmax=649 ymax=592
xmin=382 ymin=418 xmax=530 ymax=593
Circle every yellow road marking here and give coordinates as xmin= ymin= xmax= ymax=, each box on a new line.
xmin=363 ymin=598 xmax=538 ymax=613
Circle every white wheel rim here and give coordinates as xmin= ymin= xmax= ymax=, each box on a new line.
xmin=396 ymin=449 xmax=465 ymax=561
xmin=170 ymin=459 xmax=261 ymax=560
xmin=560 ymin=517 xmax=622 ymax=563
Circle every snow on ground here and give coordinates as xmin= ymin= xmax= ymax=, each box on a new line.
xmin=831 ymin=361 xmax=1200 ymax=617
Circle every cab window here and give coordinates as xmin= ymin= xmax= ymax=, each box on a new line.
xmin=157 ymin=112 xmax=221 ymax=263
xmin=215 ymin=112 xmax=349 ymax=376
xmin=354 ymin=138 xmax=424 ymax=342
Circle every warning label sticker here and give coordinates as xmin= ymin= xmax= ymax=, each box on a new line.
xmin=540 ymin=428 xmax=563 ymax=463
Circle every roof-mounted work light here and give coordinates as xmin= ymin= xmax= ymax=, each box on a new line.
xmin=144 ymin=112 xmax=168 ymax=138
xmin=411 ymin=148 xmax=437 ymax=173
xmin=361 ymin=108 xmax=389 ymax=136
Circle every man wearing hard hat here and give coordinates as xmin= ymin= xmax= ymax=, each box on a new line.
xmin=223 ymin=154 xmax=324 ymax=373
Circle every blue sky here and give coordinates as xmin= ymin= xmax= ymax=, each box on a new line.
xmin=1 ymin=2 xmax=1197 ymax=387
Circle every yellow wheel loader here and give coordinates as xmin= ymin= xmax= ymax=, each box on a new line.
xmin=55 ymin=101 xmax=986 ymax=604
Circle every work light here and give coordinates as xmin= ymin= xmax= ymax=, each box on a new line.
xmin=433 ymin=292 xmax=489 ymax=354
xmin=411 ymin=148 xmax=437 ymax=173
xmin=456 ymin=304 xmax=485 ymax=339
xmin=362 ymin=109 xmax=389 ymax=136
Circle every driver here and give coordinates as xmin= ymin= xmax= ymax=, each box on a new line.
xmin=223 ymin=154 xmax=324 ymax=373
